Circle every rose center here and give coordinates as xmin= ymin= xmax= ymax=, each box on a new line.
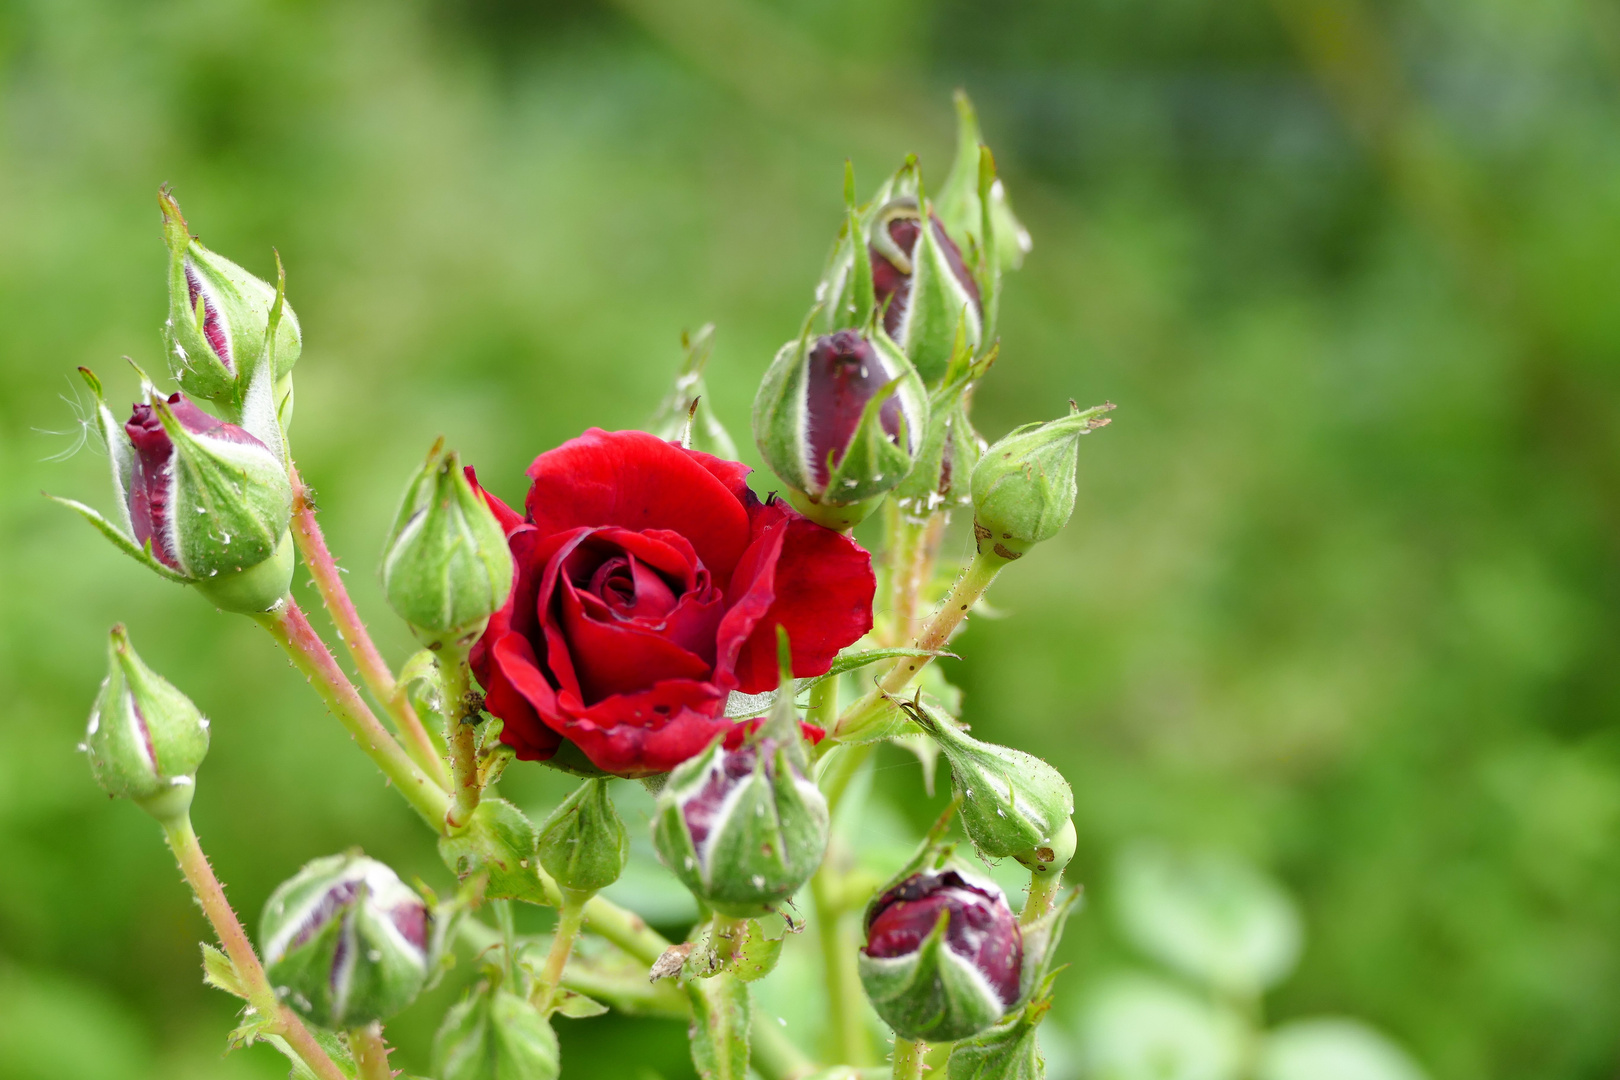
xmin=587 ymin=555 xmax=679 ymax=622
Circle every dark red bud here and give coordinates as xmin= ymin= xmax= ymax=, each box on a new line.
xmin=865 ymin=869 xmax=1022 ymax=1007
xmin=805 ymin=330 xmax=904 ymax=488
xmin=185 ymin=264 xmax=233 ymax=370
xmin=871 ymin=213 xmax=981 ymax=338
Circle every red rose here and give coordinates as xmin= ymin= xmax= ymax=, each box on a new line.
xmin=469 ymin=429 xmax=875 ymax=777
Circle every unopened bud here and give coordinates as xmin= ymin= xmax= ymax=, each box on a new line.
xmin=434 ymin=985 xmax=560 ymax=1080
xmin=970 ymin=401 xmax=1113 ymax=561
xmin=753 ymin=327 xmax=928 ymax=530
xmin=869 ymin=198 xmax=982 ymax=383
xmin=259 ymin=853 xmax=430 ymax=1029
xmin=161 ymin=189 xmax=301 ymax=423
xmin=652 ymin=733 xmax=829 ymax=917
xmin=536 ymin=779 xmax=628 ymax=896
xmin=85 ymin=625 xmax=210 ymax=820
xmin=382 ymin=442 xmax=515 ymax=650
xmin=903 ymin=701 xmax=1074 ymax=875
xmin=859 ymin=866 xmax=1023 ymax=1041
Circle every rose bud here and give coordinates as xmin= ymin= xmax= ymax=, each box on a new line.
xmin=160 ymin=189 xmax=301 ymax=425
xmin=902 ymin=700 xmax=1074 ymax=876
xmin=259 ymin=853 xmax=431 ymax=1030
xmin=434 ymin=984 xmax=560 ymax=1080
xmin=84 ymin=624 xmax=210 ymax=822
xmin=652 ymin=732 xmax=830 ymax=918
xmin=752 ymin=327 xmax=929 ymax=531
xmin=935 ymin=90 xmax=1033 ymax=279
xmin=969 ymin=401 xmax=1115 ymax=563
xmin=382 ymin=442 xmax=516 ymax=651
xmin=868 ymin=196 xmax=984 ymax=384
xmin=536 ymin=778 xmax=629 ymax=896
xmin=858 ymin=866 xmax=1023 ymax=1042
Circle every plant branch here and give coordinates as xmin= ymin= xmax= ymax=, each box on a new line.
xmin=348 ymin=1023 xmax=392 ymax=1080
xmin=811 ymin=859 xmax=874 ymax=1066
xmin=161 ymin=815 xmax=348 ymax=1080
xmin=891 ymin=1036 xmax=927 ymax=1080
xmin=254 ymin=597 xmax=451 ymax=831
xmin=288 ymin=463 xmax=449 ymax=787
xmin=438 ymin=647 xmax=482 ymax=831
xmin=533 ymin=891 xmax=590 ymax=1011
xmin=1022 ymin=870 xmax=1063 ymax=925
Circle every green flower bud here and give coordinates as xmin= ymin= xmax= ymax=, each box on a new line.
xmin=652 ymin=732 xmax=829 ymax=918
xmin=382 ymin=442 xmax=515 ymax=651
xmin=903 ymin=700 xmax=1074 ymax=874
xmin=752 ymin=325 xmax=929 ymax=530
xmin=433 ymin=985 xmax=560 ymax=1080
xmin=859 ymin=865 xmax=1024 ymax=1041
xmin=84 ymin=625 xmax=210 ymax=821
xmin=536 ymin=779 xmax=628 ymax=895
xmin=259 ymin=853 xmax=430 ymax=1029
xmin=936 ymin=90 xmax=1033 ymax=277
xmin=970 ymin=401 xmax=1114 ymax=561
xmin=161 ymin=189 xmax=301 ymax=424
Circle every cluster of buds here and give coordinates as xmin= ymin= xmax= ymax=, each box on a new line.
xmin=258 ymin=853 xmax=432 ymax=1030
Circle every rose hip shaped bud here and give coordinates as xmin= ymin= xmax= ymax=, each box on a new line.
xmin=260 ymin=853 xmax=431 ymax=1030
xmin=859 ymin=867 xmax=1023 ymax=1042
xmin=652 ymin=734 xmax=830 ymax=917
xmin=382 ymin=443 xmax=515 ymax=651
xmin=434 ymin=984 xmax=560 ymax=1080
xmin=753 ymin=327 xmax=929 ymax=531
xmin=904 ymin=702 xmax=1074 ymax=875
xmin=869 ymin=197 xmax=984 ymax=384
xmin=84 ymin=625 xmax=210 ymax=821
xmin=970 ymin=401 xmax=1115 ymax=563
xmin=161 ymin=190 xmax=301 ymax=422
xmin=536 ymin=778 xmax=628 ymax=896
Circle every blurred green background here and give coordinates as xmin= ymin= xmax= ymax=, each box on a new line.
xmin=3 ymin=0 xmax=1619 ymax=1077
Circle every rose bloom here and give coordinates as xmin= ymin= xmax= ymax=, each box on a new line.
xmin=469 ymin=429 xmax=875 ymax=776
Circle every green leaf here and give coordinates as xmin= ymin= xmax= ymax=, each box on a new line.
xmin=796 ymin=647 xmax=952 ymax=694
xmin=1112 ymin=843 xmax=1302 ymax=995
xmin=688 ymin=973 xmax=751 ymax=1080
xmin=1257 ymin=1020 xmax=1429 ymax=1080
xmin=552 ymin=989 xmax=610 ymax=1019
xmin=200 ymin=944 xmax=248 ymax=1000
xmin=439 ymin=798 xmax=555 ymax=906
xmin=1073 ymin=973 xmax=1249 ymax=1080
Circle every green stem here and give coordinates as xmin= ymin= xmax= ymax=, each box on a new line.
xmin=494 ymin=899 xmax=517 ymax=984
xmin=534 ymin=891 xmax=590 ymax=1010
xmin=348 ymin=1022 xmax=392 ymax=1080
xmin=888 ymin=514 xmax=930 ymax=647
xmin=811 ymin=864 xmax=873 ymax=1066
xmin=891 ymin=1037 xmax=927 ymax=1080
xmin=439 ymin=648 xmax=482 ymax=831
xmin=254 ymin=599 xmax=451 ymax=831
xmin=833 ymin=552 xmax=1005 ymax=742
xmin=288 ymin=464 xmax=450 ymax=788
xmin=1022 ymin=870 xmax=1063 ymax=925
xmin=160 ymin=815 xmax=348 ymax=1080
xmin=807 ymin=676 xmax=839 ymax=739
xmin=530 ymin=861 xmax=673 ymax=966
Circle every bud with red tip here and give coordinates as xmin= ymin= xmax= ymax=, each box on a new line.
xmin=859 ymin=865 xmax=1024 ymax=1041
xmin=753 ymin=325 xmax=928 ymax=530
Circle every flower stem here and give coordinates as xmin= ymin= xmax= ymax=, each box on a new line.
xmin=833 ymin=552 xmax=1004 ymax=741
xmin=530 ymin=860 xmax=674 ymax=966
xmin=254 ymin=597 xmax=451 ymax=831
xmin=288 ymin=464 xmax=450 ymax=788
xmin=160 ymin=815 xmax=347 ymax=1080
xmin=891 ymin=1037 xmax=927 ymax=1080
xmin=1022 ymin=868 xmax=1063 ymax=925
xmin=752 ymin=1009 xmax=819 ymax=1080
xmin=888 ymin=514 xmax=930 ymax=646
xmin=439 ymin=648 xmax=482 ymax=832
xmin=533 ymin=890 xmax=590 ymax=1011
xmin=811 ymin=865 xmax=873 ymax=1066
xmin=348 ymin=1023 xmax=392 ymax=1080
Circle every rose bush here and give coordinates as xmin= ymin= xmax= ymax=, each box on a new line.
xmin=470 ymin=428 xmax=875 ymax=776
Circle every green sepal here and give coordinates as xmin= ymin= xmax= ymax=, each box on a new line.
xmin=535 ymin=778 xmax=628 ymax=895
xmin=48 ymin=494 xmax=191 ymax=583
xmin=688 ymin=973 xmax=751 ymax=1080
xmin=946 ymin=976 xmax=1057 ymax=1080
xmin=648 ymin=324 xmax=741 ymax=459
xmin=819 ymin=373 xmax=917 ymax=506
xmin=190 ymin=529 xmax=295 ymax=614
xmin=893 ymin=339 xmax=992 ymax=520
xmin=439 ymin=798 xmax=554 ymax=907
xmin=901 ymin=176 xmax=983 ymax=385
xmin=1015 ymin=891 xmax=1081 ymax=1005
xmin=433 ymin=985 xmax=560 ymax=1080
xmin=201 ymin=943 xmax=249 ymax=1000
xmin=857 ymin=903 xmax=1009 ymax=1042
xmin=936 ymin=90 xmax=1032 ymax=277
xmin=970 ymin=401 xmax=1115 ymax=561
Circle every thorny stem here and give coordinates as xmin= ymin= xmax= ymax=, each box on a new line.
xmin=348 ymin=1023 xmax=393 ymax=1080
xmin=534 ymin=891 xmax=590 ymax=1011
xmin=1022 ymin=868 xmax=1064 ymax=925
xmin=891 ymin=1036 xmax=927 ymax=1080
xmin=254 ymin=598 xmax=451 ymax=831
xmin=288 ymin=463 xmax=450 ymax=788
xmin=439 ymin=648 xmax=482 ymax=832
xmin=160 ymin=815 xmax=348 ymax=1080
xmin=833 ymin=552 xmax=1004 ymax=741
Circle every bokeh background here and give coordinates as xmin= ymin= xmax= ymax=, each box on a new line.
xmin=3 ymin=0 xmax=1619 ymax=1077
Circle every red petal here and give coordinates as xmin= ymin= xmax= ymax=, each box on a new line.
xmin=484 ymin=633 xmax=564 ymax=762
xmin=525 ymin=430 xmax=751 ymax=584
xmin=731 ymin=517 xmax=875 ymax=693
xmin=563 ymin=684 xmax=731 ymax=777
xmin=558 ymin=576 xmax=713 ymax=702
xmin=465 ymin=465 xmax=526 ymax=535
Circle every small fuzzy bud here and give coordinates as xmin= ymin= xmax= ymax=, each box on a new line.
xmin=536 ymin=779 xmax=628 ymax=896
xmin=433 ymin=985 xmax=560 ymax=1080
xmin=161 ymin=190 xmax=301 ymax=422
xmin=903 ymin=701 xmax=1074 ymax=875
xmin=382 ymin=443 xmax=515 ymax=650
xmin=259 ymin=853 xmax=430 ymax=1030
xmin=85 ymin=625 xmax=210 ymax=821
xmin=652 ymin=734 xmax=829 ymax=918
xmin=753 ymin=327 xmax=929 ymax=530
xmin=970 ymin=402 xmax=1114 ymax=561
xmin=859 ymin=866 xmax=1024 ymax=1041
